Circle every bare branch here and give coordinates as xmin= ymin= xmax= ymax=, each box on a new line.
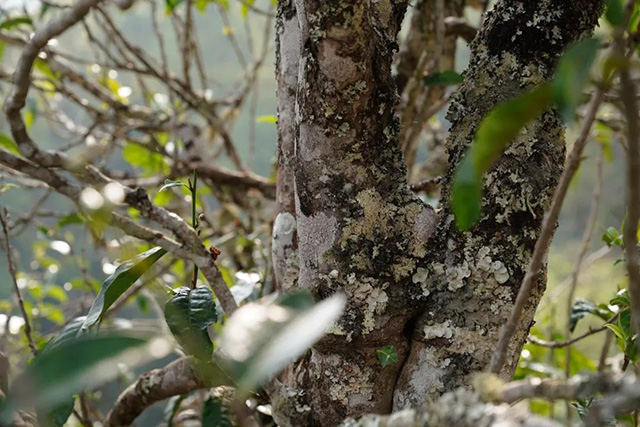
xmin=104 ymin=357 xmax=231 ymax=427
xmin=4 ymin=0 xmax=104 ymax=163
xmin=0 ymin=209 xmax=37 ymax=356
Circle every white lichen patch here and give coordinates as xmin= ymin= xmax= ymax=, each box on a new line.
xmin=394 ymin=348 xmax=448 ymax=409
xmin=325 ymin=357 xmax=375 ymax=407
xmin=412 ymin=267 xmax=430 ymax=297
xmin=352 ymin=280 xmax=389 ymax=335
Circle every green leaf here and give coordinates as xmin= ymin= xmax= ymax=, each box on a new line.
xmin=164 ymin=286 xmax=217 ymax=360
xmin=569 ymin=299 xmax=612 ymax=332
xmin=0 ymin=42 xmax=5 ymax=63
xmin=553 ymin=38 xmax=599 ymax=123
xmin=123 ymin=143 xmax=169 ymax=176
xmin=602 ymin=227 xmax=623 ymax=247
xmin=240 ymin=0 xmax=254 ymax=18
xmin=605 ymin=324 xmax=626 ymax=341
xmin=41 ymin=317 xmax=86 ymax=354
xmin=376 ymin=345 xmax=398 ymax=367
xmin=0 ymin=184 xmax=19 ymax=195
xmin=0 ymin=17 xmax=33 ymax=31
xmin=57 ymin=213 xmax=83 ymax=228
xmin=0 ymin=133 xmax=19 ymax=155
xmin=194 ymin=0 xmax=207 ymax=12
xmin=34 ymin=58 xmax=58 ymax=81
xmin=9 ymin=333 xmax=149 ymax=417
xmin=256 ymin=115 xmax=278 ymax=124
xmin=165 ymin=0 xmax=184 ymax=12
xmin=202 ymin=397 xmax=232 ymax=427
xmin=82 ymin=247 xmax=167 ymax=331
xmin=219 ymin=292 xmax=346 ymax=393
xmin=423 ymin=70 xmax=464 ymax=86
xmin=451 ymin=154 xmax=482 ymax=230
xmin=452 ymin=84 xmax=554 ymax=230
xmin=605 ymin=0 xmax=624 ymax=26
xmin=159 ymin=179 xmax=188 ymax=193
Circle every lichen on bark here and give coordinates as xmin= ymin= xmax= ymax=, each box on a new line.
xmin=271 ymin=0 xmax=605 ymax=424
xmin=393 ymin=0 xmax=605 ymax=410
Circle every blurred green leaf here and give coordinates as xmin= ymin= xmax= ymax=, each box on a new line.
xmin=165 ymin=0 xmax=184 ymax=12
xmin=553 ymin=38 xmax=599 ymax=123
xmin=41 ymin=317 xmax=86 ymax=353
xmin=605 ymin=0 xmax=624 ymax=26
xmin=424 ymin=70 xmax=464 ymax=86
xmin=219 ymin=292 xmax=346 ymax=393
xmin=570 ymin=298 xmax=612 ymax=332
xmin=376 ymin=345 xmax=398 ymax=367
xmin=38 ymin=398 xmax=75 ymax=427
xmin=8 ymin=333 xmax=149 ymax=418
xmin=123 ymin=142 xmax=169 ymax=176
xmin=34 ymin=58 xmax=58 ymax=81
xmin=256 ymin=115 xmax=278 ymax=124
xmin=202 ymin=397 xmax=232 ymax=427
xmin=57 ymin=213 xmax=83 ymax=228
xmin=165 ymin=286 xmax=217 ymax=360
xmin=0 ymin=184 xmax=19 ymax=195
xmin=602 ymin=227 xmax=623 ymax=247
xmin=82 ymin=247 xmax=167 ymax=331
xmin=0 ymin=133 xmax=19 ymax=155
xmin=452 ymin=84 xmax=553 ymax=230
xmin=0 ymin=16 xmax=32 ymax=30
xmin=451 ymin=154 xmax=482 ymax=230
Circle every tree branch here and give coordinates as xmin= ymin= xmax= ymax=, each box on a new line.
xmin=490 ymin=87 xmax=605 ymax=373
xmin=0 ymin=209 xmax=37 ymax=356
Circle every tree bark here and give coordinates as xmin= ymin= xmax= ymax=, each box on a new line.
xmin=394 ymin=0 xmax=604 ymax=410
xmin=272 ymin=0 xmax=605 ymax=424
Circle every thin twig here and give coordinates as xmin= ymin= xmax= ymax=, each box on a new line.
xmin=0 ymin=209 xmax=37 ymax=356
xmin=528 ymin=323 xmax=610 ymax=349
xmin=564 ymin=147 xmax=604 ymax=379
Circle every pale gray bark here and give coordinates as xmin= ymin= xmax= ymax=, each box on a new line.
xmin=271 ymin=0 xmax=605 ymax=424
xmin=272 ymin=0 xmax=300 ymax=292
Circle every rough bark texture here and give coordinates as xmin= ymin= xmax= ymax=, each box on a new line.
xmin=393 ymin=0 xmax=604 ymax=410
xmin=271 ymin=0 xmax=605 ymax=425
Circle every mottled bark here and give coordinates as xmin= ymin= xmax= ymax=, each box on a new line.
xmin=393 ymin=0 xmax=605 ymax=410
xmin=272 ymin=0 xmax=438 ymax=424
xmin=272 ymin=0 xmax=605 ymax=425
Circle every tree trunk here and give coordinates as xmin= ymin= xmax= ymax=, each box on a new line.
xmin=271 ymin=0 xmax=605 ymax=425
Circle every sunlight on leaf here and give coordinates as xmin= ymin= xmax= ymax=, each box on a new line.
xmin=219 ymin=292 xmax=346 ymax=393
xmin=82 ymin=247 xmax=167 ymax=331
xmin=159 ymin=179 xmax=188 ymax=193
